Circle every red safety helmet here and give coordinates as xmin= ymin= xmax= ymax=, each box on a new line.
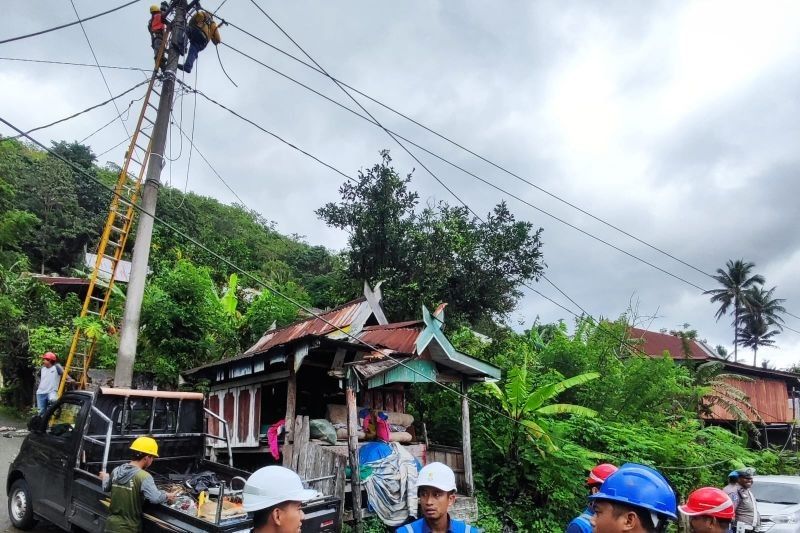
xmin=42 ymin=352 xmax=58 ymax=362
xmin=587 ymin=463 xmax=618 ymax=486
xmin=679 ymin=487 xmax=735 ymax=520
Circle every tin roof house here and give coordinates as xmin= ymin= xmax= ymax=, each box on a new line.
xmin=186 ymin=282 xmax=500 ymax=526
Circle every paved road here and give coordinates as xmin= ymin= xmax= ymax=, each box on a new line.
xmin=0 ymin=411 xmax=58 ymax=533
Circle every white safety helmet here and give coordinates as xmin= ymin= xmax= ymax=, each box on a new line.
xmin=242 ymin=466 xmax=318 ymax=512
xmin=417 ymin=462 xmax=457 ymax=492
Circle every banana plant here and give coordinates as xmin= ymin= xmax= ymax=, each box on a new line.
xmin=483 ymin=358 xmax=599 ymax=453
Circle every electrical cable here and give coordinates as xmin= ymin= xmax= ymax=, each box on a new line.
xmin=0 ymin=0 xmax=140 ymax=45
xmin=170 ymin=119 xmax=250 ymax=208
xmin=176 ymin=68 xmax=199 ymax=209
xmin=245 ymin=1 xmax=482 ymax=222
xmin=1 ymin=117 xmax=758 ymax=472
xmin=222 ymin=17 xmax=717 ymax=282
xmin=0 ymin=56 xmax=149 ymax=72
xmin=5 ymin=80 xmax=148 ymax=140
xmin=220 ymin=41 xmax=709 ymax=292
xmin=79 ymin=92 xmax=148 ymax=144
xmin=69 ymin=0 xmax=130 ymax=139
xmin=174 ymin=79 xmax=355 ymax=183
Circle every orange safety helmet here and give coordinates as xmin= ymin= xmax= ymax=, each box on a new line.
xmin=679 ymin=487 xmax=735 ymax=520
xmin=42 ymin=352 xmax=58 ymax=362
xmin=587 ymin=463 xmax=618 ymax=485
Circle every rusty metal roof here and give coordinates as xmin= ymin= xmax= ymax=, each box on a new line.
xmin=706 ymin=376 xmax=791 ymax=424
xmin=244 ymin=297 xmax=369 ymax=356
xmin=357 ymin=322 xmax=424 ymax=355
xmin=629 ymin=327 xmax=715 ymax=360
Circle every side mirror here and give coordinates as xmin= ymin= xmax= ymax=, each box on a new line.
xmin=27 ymin=415 xmax=43 ymax=432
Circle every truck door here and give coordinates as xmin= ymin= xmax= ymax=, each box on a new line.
xmin=26 ymin=396 xmax=87 ymax=528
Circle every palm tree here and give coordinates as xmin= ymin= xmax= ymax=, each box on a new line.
xmin=738 ymin=315 xmax=780 ymax=367
xmin=483 ymin=359 xmax=599 ymax=456
xmin=703 ymin=260 xmax=764 ymax=362
xmin=741 ymin=286 xmax=786 ymax=329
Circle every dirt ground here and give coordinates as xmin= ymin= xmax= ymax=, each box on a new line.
xmin=0 ymin=411 xmax=58 ymax=533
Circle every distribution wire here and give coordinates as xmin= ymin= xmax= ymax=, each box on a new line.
xmin=69 ymin=0 xmax=130 ymax=139
xmin=0 ymin=0 xmax=140 ymax=45
xmin=0 ymin=56 xmax=149 ymax=72
xmin=3 ymin=117 xmax=747 ymax=472
xmin=5 ymin=79 xmax=149 ymax=140
xmin=246 ymin=1 xmax=482 ymax=222
xmin=222 ymin=18 xmax=716 ymax=283
xmin=79 ymin=93 xmax=146 ymax=145
xmin=174 ymin=79 xmax=695 ymax=359
xmin=226 ymin=16 xmax=800 ymax=330
xmin=220 ymin=41 xmax=709 ymax=293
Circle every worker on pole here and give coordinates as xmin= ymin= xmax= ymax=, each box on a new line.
xmin=178 ymin=9 xmax=220 ymax=73
xmin=679 ymin=487 xmax=735 ymax=533
xmin=589 ymin=463 xmax=678 ymax=533
xmin=566 ymin=463 xmax=618 ymax=532
xmin=242 ymin=466 xmax=317 ymax=533
xmin=147 ymin=4 xmax=168 ymax=62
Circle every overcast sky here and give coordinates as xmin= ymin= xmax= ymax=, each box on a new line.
xmin=3 ymin=1 xmax=799 ymax=367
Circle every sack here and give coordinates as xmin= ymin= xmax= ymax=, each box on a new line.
xmin=309 ymin=418 xmax=338 ymax=445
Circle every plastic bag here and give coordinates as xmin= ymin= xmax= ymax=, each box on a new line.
xmin=171 ymin=495 xmax=198 ymax=516
xmin=309 ymin=418 xmax=338 ymax=445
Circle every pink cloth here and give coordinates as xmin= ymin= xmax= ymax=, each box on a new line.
xmin=267 ymin=419 xmax=285 ymax=460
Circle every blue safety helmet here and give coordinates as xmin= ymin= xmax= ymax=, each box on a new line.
xmin=728 ymin=470 xmax=739 ymax=479
xmin=589 ymin=463 xmax=678 ymax=522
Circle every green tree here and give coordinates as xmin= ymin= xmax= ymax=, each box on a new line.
xmin=316 ymin=150 xmax=545 ymax=324
xmin=0 ymin=177 xmax=38 ymax=267
xmin=704 ymin=259 xmax=765 ymax=362
xmin=738 ymin=315 xmax=780 ymax=368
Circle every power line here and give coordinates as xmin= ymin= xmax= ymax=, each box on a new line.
xmin=0 ymin=56 xmax=149 ymax=72
xmin=245 ymin=0 xmax=482 ymax=222
xmin=3 ymin=80 xmax=148 ymax=140
xmin=220 ymin=41 xmax=709 ymax=293
xmin=69 ymin=0 xmax=130 ymax=139
xmin=222 ymin=18 xmax=716 ymax=282
xmin=79 ymin=92 xmax=146 ymax=144
xmin=2 ymin=118 xmax=767 ymax=471
xmin=0 ymin=0 xmax=140 ymax=45
xmin=175 ymin=79 xmax=355 ymax=183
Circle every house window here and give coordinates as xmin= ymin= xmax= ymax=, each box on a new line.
xmin=230 ymin=363 xmax=252 ymax=378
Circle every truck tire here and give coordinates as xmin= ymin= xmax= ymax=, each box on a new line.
xmin=8 ymin=478 xmax=37 ymax=530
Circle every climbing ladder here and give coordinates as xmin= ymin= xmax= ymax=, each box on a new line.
xmin=58 ymin=35 xmax=171 ymax=396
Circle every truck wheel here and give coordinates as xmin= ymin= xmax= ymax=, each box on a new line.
xmin=8 ymin=478 xmax=36 ymax=530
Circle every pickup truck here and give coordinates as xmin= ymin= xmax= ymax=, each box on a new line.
xmin=6 ymin=388 xmax=340 ymax=532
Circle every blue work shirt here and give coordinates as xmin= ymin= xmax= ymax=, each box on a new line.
xmin=565 ymin=507 xmax=593 ymax=533
xmin=397 ymin=516 xmax=480 ymax=533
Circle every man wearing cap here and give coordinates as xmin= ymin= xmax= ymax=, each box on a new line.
xmin=35 ymin=352 xmax=66 ymax=413
xmin=242 ymin=465 xmax=318 ymax=533
xmin=589 ymin=463 xmax=678 ymax=533
xmin=679 ymin=487 xmax=735 ymax=533
xmin=729 ymin=468 xmax=760 ymax=533
xmin=100 ymin=436 xmax=178 ymax=532
xmin=398 ymin=462 xmax=479 ymax=533
xmin=566 ymin=463 xmax=618 ymax=532
xmin=722 ymin=471 xmax=739 ymax=500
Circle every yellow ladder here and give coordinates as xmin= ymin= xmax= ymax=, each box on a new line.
xmin=58 ymin=35 xmax=171 ymax=396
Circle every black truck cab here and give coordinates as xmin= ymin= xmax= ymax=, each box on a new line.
xmin=6 ymin=388 xmax=339 ymax=532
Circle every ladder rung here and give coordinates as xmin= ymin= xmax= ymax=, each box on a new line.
xmin=86 ymin=310 xmax=101 ymax=316
xmin=105 ymin=240 xmax=122 ymax=248
xmin=142 ymin=115 xmax=155 ymax=125
xmin=89 ymin=296 xmax=105 ymax=303
xmin=139 ymin=130 xmax=151 ymax=140
xmin=110 ymin=225 xmax=127 ymax=234
xmin=147 ymin=101 xmax=158 ymax=111
xmin=135 ymin=143 xmax=149 ymax=154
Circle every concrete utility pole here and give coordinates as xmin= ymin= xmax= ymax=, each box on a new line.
xmin=115 ymin=0 xmax=188 ymax=387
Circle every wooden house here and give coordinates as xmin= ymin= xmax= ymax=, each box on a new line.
xmin=186 ymin=283 xmax=501 ymax=526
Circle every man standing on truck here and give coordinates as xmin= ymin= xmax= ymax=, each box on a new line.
xmin=242 ymin=465 xmax=318 ymax=533
xmin=99 ymin=436 xmax=178 ymax=532
xmin=397 ymin=462 xmax=479 ymax=533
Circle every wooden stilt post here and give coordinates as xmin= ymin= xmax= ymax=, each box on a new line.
xmin=461 ymin=380 xmax=474 ymax=497
xmin=282 ymin=365 xmax=297 ymax=467
xmin=346 ymin=369 xmax=362 ymax=532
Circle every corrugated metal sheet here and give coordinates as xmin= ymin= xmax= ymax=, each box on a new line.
xmin=629 ymin=327 xmax=713 ymax=360
xmin=357 ymin=322 xmax=423 ymax=355
xmin=243 ymin=297 xmax=368 ymax=355
xmin=707 ymin=376 xmax=790 ymax=423
xmin=367 ymin=360 xmax=438 ymax=388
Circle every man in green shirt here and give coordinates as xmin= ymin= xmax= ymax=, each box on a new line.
xmin=100 ymin=436 xmax=177 ymax=533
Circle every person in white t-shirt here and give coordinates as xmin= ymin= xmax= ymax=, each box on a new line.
xmin=35 ymin=352 xmax=65 ymax=413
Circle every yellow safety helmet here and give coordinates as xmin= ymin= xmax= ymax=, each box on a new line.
xmin=150 ymin=5 xmax=160 ymax=13
xmin=130 ymin=436 xmax=159 ymax=457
